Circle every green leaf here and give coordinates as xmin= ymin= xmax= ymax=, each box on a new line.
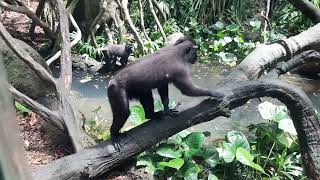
xmin=129 ymin=105 xmax=146 ymax=126
xmin=224 ymin=36 xmax=233 ymax=43
xmin=15 ymin=102 xmax=31 ymax=113
xmin=205 ymin=150 xmax=219 ymax=168
xmin=180 ymin=161 xmax=199 ymax=180
xmin=277 ymin=133 xmax=295 ymax=148
xmin=185 ymin=132 xmax=205 ymax=149
xmin=184 ymin=148 xmax=200 ymax=159
xmin=226 ymin=24 xmax=240 ymax=31
xmin=214 ymin=21 xmax=224 ymax=29
xmin=137 ymin=155 xmax=154 ymax=167
xmin=236 ymin=147 xmax=265 ymax=172
xmin=227 ymin=131 xmax=250 ymax=150
xmin=278 ymin=118 xmax=297 ymax=135
xmin=258 ymin=101 xmax=289 ymax=121
xmin=222 ymin=142 xmax=236 ymax=163
xmin=156 ymin=145 xmax=181 ymax=158
xmin=158 ymin=158 xmax=184 ymax=170
xmin=208 ymin=173 xmax=218 ymax=180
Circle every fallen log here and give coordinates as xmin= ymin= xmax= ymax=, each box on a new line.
xmin=33 ymin=80 xmax=320 ymax=179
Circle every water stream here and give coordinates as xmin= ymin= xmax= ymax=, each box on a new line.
xmin=53 ymin=63 xmax=320 ymax=141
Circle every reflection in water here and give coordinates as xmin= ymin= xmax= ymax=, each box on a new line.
xmin=66 ymin=63 xmax=320 ymax=141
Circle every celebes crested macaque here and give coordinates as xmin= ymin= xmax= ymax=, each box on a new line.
xmin=107 ymin=36 xmax=224 ymax=150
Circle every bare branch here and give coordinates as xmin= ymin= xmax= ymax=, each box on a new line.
xmin=46 ymin=14 xmax=82 ymax=66
xmin=0 ymin=0 xmax=55 ymax=39
xmin=8 ymin=84 xmax=65 ymax=131
xmin=139 ymin=0 xmax=150 ymax=40
xmin=0 ymin=21 xmax=57 ymax=88
xmin=151 ymin=0 xmax=166 ymax=21
xmin=148 ymin=0 xmax=167 ymax=42
xmin=118 ymin=0 xmax=144 ymax=53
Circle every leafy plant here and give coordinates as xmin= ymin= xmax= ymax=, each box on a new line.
xmin=135 ymin=101 xmax=306 ymax=179
xmin=15 ymin=102 xmax=31 ymax=116
xmin=72 ymin=36 xmax=107 ymax=60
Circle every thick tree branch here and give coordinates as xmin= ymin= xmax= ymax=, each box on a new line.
xmin=0 ymin=0 xmax=55 ymax=39
xmin=266 ymin=50 xmax=320 ymax=78
xmin=33 ymin=80 xmax=320 ymax=179
xmin=287 ymin=0 xmax=320 ymax=23
xmin=221 ymin=23 xmax=320 ymax=84
xmin=0 ymin=22 xmax=57 ymax=88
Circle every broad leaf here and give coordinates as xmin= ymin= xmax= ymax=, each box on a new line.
xmin=185 ymin=132 xmax=205 ymax=149
xmin=236 ymin=147 xmax=265 ymax=172
xmin=208 ymin=173 xmax=219 ymax=180
xmin=156 ymin=146 xmax=181 ymax=158
xmin=158 ymin=158 xmax=184 ymax=170
xmin=137 ymin=155 xmax=154 ymax=167
xmin=129 ymin=105 xmax=146 ymax=125
xmin=227 ymin=131 xmax=250 ymax=150
xmin=226 ymin=24 xmax=240 ymax=31
xmin=278 ymin=118 xmax=297 ymax=135
xmin=222 ymin=142 xmax=237 ymax=163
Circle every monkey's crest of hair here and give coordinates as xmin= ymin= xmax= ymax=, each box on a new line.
xmin=173 ymin=36 xmax=196 ymax=46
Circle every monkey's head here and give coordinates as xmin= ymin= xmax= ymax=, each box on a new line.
xmin=175 ymin=37 xmax=198 ymax=64
xmin=125 ymin=44 xmax=133 ymax=55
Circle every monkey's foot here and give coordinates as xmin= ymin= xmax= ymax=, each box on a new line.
xmin=111 ymin=133 xmax=126 ymax=152
xmin=163 ymin=109 xmax=179 ymax=117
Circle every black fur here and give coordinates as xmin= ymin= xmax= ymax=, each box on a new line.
xmin=107 ymin=37 xmax=222 ymax=149
xmin=98 ymin=44 xmax=132 ymax=74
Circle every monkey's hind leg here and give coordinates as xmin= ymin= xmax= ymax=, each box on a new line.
xmin=108 ymin=82 xmax=130 ymax=151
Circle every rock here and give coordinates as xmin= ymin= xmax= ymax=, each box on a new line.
xmin=72 ymin=54 xmax=103 ymax=74
xmin=1 ymin=37 xmax=55 ymax=99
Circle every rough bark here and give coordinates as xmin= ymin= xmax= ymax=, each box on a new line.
xmin=0 ymin=54 xmax=31 ymax=180
xmin=33 ymin=80 xmax=320 ymax=179
xmin=220 ymin=23 xmax=320 ymax=84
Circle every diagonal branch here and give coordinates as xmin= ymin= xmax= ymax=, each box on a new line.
xmin=8 ymin=84 xmax=65 ymax=131
xmin=0 ymin=0 xmax=55 ymax=39
xmin=0 ymin=22 xmax=57 ymax=88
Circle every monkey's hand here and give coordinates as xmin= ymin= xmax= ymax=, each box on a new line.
xmin=151 ymin=109 xmax=179 ymax=119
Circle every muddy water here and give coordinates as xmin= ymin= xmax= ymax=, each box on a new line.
xmin=59 ymin=64 xmax=320 ymax=141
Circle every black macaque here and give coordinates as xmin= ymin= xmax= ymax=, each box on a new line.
xmin=98 ymin=44 xmax=133 ymax=74
xmin=107 ymin=37 xmax=224 ymax=150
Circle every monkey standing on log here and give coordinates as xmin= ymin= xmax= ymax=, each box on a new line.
xmin=107 ymin=37 xmax=224 ymax=149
